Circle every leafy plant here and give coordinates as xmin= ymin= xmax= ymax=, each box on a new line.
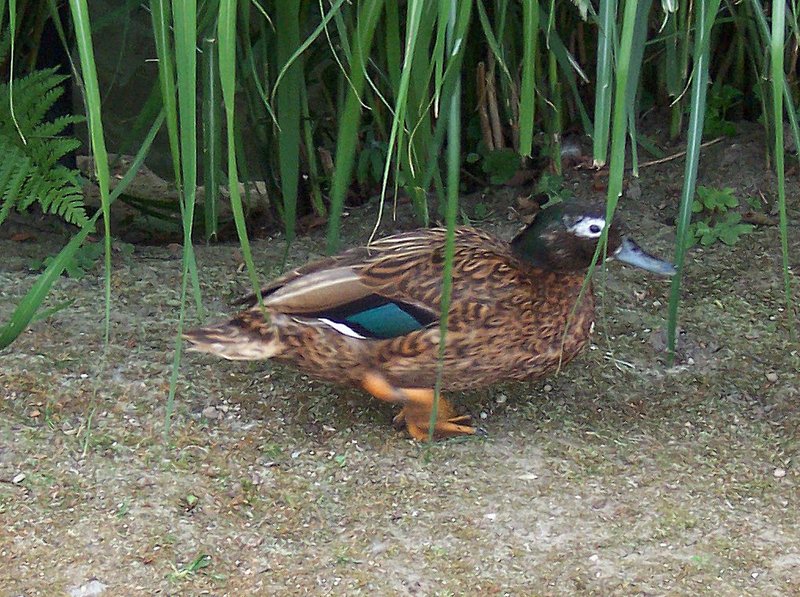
xmin=459 ymin=200 xmax=493 ymax=225
xmin=30 ymin=241 xmax=134 ymax=280
xmin=481 ymin=148 xmax=521 ymax=185
xmin=535 ymin=172 xmax=573 ymax=206
xmin=29 ymin=240 xmax=113 ymax=279
xmin=693 ymin=186 xmax=738 ymax=213
xmin=691 ymin=214 xmax=752 ymax=246
xmin=0 ymin=68 xmax=87 ymax=228
xmin=356 ymin=130 xmax=389 ymax=187
xmin=703 ymin=85 xmax=742 ymax=137
xmin=167 ymin=554 xmax=216 ymax=582
xmin=688 ymin=186 xmax=753 ymax=247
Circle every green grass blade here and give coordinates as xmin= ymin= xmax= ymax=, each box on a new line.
xmin=430 ymin=0 xmax=471 ymax=441
xmin=272 ymin=0 xmax=347 ymax=97
xmin=369 ymin=0 xmax=424 ymax=238
xmin=518 ymin=0 xmax=539 ymax=157
xmin=218 ymin=0 xmax=261 ymax=299
xmin=475 ymin=0 xmax=514 ymax=84
xmin=69 ymin=0 xmax=112 ymax=344
xmin=624 ymin=0 xmax=653 ymax=178
xmin=300 ymin=82 xmax=326 ymax=218
xmin=394 ymin=1 xmax=439 ymax=225
xmin=769 ymin=0 xmax=795 ymax=338
xmin=592 ymin=0 xmax=617 ymax=166
xmin=326 ymin=0 xmax=385 ymax=254
xmin=538 ymin=5 xmax=592 ymax=135
xmin=165 ymin=0 xmax=200 ymax=437
xmin=149 ymin=0 xmax=182 ymax=190
xmin=201 ymin=35 xmax=222 ymax=241
xmin=275 ymin=0 xmax=302 ymax=244
xmin=385 ymin=0 xmax=402 ymax=90
xmin=150 ymin=1 xmax=203 ymax=314
xmin=666 ymin=0 xmax=722 ymax=360
xmin=664 ymin=4 xmax=686 ymax=139
xmin=602 ymin=0 xmax=638 ymax=222
xmin=418 ymin=1 xmax=473 ymax=192
xmin=747 ymin=0 xmax=800 ymax=169
xmin=576 ymin=0 xmax=637 ymax=309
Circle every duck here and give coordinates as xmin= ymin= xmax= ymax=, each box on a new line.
xmin=184 ymin=199 xmax=675 ymax=441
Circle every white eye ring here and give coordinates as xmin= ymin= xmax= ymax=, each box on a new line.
xmin=567 ymin=216 xmax=606 ymax=238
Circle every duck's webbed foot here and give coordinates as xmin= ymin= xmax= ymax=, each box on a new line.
xmin=361 ymin=371 xmax=477 ymax=441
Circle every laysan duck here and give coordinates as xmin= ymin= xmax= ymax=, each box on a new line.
xmin=184 ymin=199 xmax=675 ymax=440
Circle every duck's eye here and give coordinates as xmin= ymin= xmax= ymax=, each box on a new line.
xmin=568 ymin=216 xmax=606 ymax=238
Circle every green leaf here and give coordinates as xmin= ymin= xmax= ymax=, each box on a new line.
xmin=724 ymin=211 xmax=743 ymax=224
xmin=695 ymin=186 xmax=739 ymax=213
xmin=700 ymin=232 xmax=716 ymax=246
xmin=482 ymin=148 xmax=520 ymax=185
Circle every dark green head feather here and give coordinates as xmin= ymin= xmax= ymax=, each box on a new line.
xmin=511 ymin=200 xmax=623 ymax=272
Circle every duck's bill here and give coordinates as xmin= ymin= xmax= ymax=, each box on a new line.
xmin=613 ymin=237 xmax=676 ymax=276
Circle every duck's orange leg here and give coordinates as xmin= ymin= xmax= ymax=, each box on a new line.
xmin=361 ymin=371 xmax=476 ymax=441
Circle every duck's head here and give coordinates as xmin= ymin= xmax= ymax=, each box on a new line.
xmin=510 ymin=199 xmax=676 ymax=275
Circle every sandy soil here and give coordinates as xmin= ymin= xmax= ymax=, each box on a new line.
xmin=1 ymin=127 xmax=799 ymax=596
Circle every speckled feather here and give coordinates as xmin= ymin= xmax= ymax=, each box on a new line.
xmin=185 ymin=226 xmax=595 ymax=390
xmin=184 ymin=200 xmax=673 ymax=439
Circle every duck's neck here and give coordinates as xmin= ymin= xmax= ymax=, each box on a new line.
xmin=510 ymin=223 xmax=554 ymax=269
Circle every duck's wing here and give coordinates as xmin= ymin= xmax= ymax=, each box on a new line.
xmin=234 ymin=244 xmax=371 ymax=306
xmin=237 ymin=228 xmax=508 ymax=340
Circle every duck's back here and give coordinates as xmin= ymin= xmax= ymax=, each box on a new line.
xmin=273 ymin=226 xmax=597 ymax=390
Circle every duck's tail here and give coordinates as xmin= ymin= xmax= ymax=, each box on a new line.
xmin=183 ymin=312 xmax=283 ymax=361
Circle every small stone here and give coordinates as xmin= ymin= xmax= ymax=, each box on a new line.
xmin=370 ymin=541 xmax=388 ymax=555
xmin=480 ymin=412 xmax=488 ymax=420
xmin=202 ymin=406 xmax=220 ymax=420
xmin=12 ymin=472 xmax=25 ymax=484
xmin=495 ymin=394 xmax=507 ymax=404
xmin=69 ymin=579 xmax=107 ymax=597
xmin=136 ymin=476 xmax=154 ymax=488
xmin=773 ymin=467 xmax=786 ymax=479
xmin=589 ymin=554 xmax=599 ymax=562
xmin=626 ymin=179 xmax=642 ymax=201
xmin=766 ymin=372 xmax=778 ymax=383
xmin=543 ymin=384 xmax=553 ymax=392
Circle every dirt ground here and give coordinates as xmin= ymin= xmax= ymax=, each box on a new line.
xmin=1 ymin=126 xmax=799 ymax=596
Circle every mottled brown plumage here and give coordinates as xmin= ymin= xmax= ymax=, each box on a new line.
xmin=185 ymin=200 xmax=674 ymax=440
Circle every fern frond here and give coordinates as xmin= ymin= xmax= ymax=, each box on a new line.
xmin=2 ymin=70 xmax=71 ymax=134
xmin=0 ymin=68 xmax=88 ymax=229
xmin=0 ymin=142 xmax=32 ymax=227
xmin=39 ymin=138 xmax=82 ymax=168
xmin=33 ymin=115 xmax=83 ymax=140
